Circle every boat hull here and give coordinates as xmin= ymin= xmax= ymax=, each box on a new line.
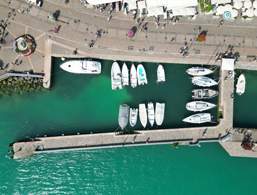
xmin=236 ymin=74 xmax=245 ymax=95
xmin=118 ymin=104 xmax=129 ymax=130
xmin=183 ymin=113 xmax=211 ymax=124
xmin=122 ymin=63 xmax=129 ymax=86
xmin=155 ymin=103 xmax=165 ymax=126
xmin=186 ymin=101 xmax=216 ymax=112
xmin=157 ymin=64 xmax=165 ymax=83
xmin=186 ymin=67 xmax=213 ymax=76
xmin=60 ymin=60 xmax=101 ymax=74
xmin=137 ymin=64 xmax=148 ymax=85
xmin=147 ymin=102 xmax=155 ymax=127
xmin=139 ymin=104 xmax=147 ymax=128
xmin=192 ymin=89 xmax=218 ymax=99
xmin=129 ymin=108 xmax=138 ymax=127
xmin=111 ymin=62 xmax=122 ymax=90
xmin=192 ymin=76 xmax=218 ymax=87
xmin=130 ymin=64 xmax=137 ymax=88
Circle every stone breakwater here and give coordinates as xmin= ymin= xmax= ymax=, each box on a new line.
xmin=0 ymin=76 xmax=44 ymax=96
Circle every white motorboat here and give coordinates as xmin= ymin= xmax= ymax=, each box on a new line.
xmin=155 ymin=102 xmax=165 ymax=126
xmin=236 ymin=74 xmax=246 ymax=95
xmin=147 ymin=102 xmax=155 ymax=127
xmin=192 ymin=89 xmax=218 ymax=99
xmin=139 ymin=104 xmax=147 ymax=128
xmin=183 ymin=113 xmax=212 ymax=124
xmin=60 ymin=60 xmax=101 ymax=74
xmin=137 ymin=64 xmax=148 ymax=85
xmin=118 ymin=104 xmax=129 ymax=130
xmin=186 ymin=101 xmax=216 ymax=112
xmin=129 ymin=108 xmax=138 ymax=127
xmin=130 ymin=64 xmax=137 ymax=88
xmin=192 ymin=76 xmax=218 ymax=87
xmin=122 ymin=63 xmax=129 ymax=86
xmin=111 ymin=61 xmax=122 ymax=90
xmin=186 ymin=67 xmax=213 ymax=76
xmin=157 ymin=64 xmax=165 ymax=83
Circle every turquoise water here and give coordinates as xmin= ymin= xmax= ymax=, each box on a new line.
xmin=0 ymin=59 xmax=257 ymax=194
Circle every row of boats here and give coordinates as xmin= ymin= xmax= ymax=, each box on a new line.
xmin=183 ymin=66 xmax=217 ymax=124
xmin=118 ymin=102 xmax=165 ymax=129
xmin=111 ymin=62 xmax=166 ymax=90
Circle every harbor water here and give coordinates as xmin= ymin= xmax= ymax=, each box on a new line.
xmin=0 ymin=59 xmax=256 ymax=194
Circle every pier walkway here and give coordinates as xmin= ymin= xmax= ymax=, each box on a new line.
xmin=12 ymin=68 xmax=234 ymax=159
xmin=0 ymin=72 xmax=44 ymax=81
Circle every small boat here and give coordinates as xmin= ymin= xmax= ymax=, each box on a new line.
xmin=186 ymin=101 xmax=216 ymax=112
xmin=129 ymin=108 xmax=138 ymax=127
xmin=139 ymin=104 xmax=147 ymax=128
xmin=186 ymin=67 xmax=213 ymax=76
xmin=192 ymin=89 xmax=218 ymax=99
xmin=137 ymin=64 xmax=148 ymax=85
xmin=147 ymin=102 xmax=155 ymax=127
xmin=130 ymin=64 xmax=137 ymax=88
xmin=236 ymin=74 xmax=246 ymax=95
xmin=60 ymin=60 xmax=101 ymax=74
xmin=111 ymin=61 xmax=122 ymax=90
xmin=192 ymin=76 xmax=218 ymax=87
xmin=155 ymin=102 xmax=165 ymax=126
xmin=118 ymin=104 xmax=129 ymax=130
xmin=157 ymin=64 xmax=165 ymax=83
xmin=122 ymin=63 xmax=129 ymax=86
xmin=183 ymin=113 xmax=212 ymax=124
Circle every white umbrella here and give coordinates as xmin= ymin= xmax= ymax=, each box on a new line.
xmin=244 ymin=0 xmax=252 ymax=9
xmin=233 ymin=1 xmax=243 ymax=9
xmin=254 ymin=8 xmax=257 ymax=16
xmin=216 ymin=5 xmax=225 ymax=15
xmin=253 ymin=1 xmax=257 ymax=9
xmin=246 ymin=8 xmax=254 ymax=17
xmin=223 ymin=10 xmax=232 ymax=20
xmin=231 ymin=9 xmax=239 ymax=17
xmin=224 ymin=4 xmax=232 ymax=10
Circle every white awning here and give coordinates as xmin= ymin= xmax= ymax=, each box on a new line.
xmin=86 ymin=0 xmax=119 ymax=5
xmin=124 ymin=0 xmax=137 ymax=10
xmin=147 ymin=6 xmax=165 ymax=17
xmin=137 ymin=0 xmax=146 ymax=10
xmin=211 ymin=0 xmax=232 ymax=5
xmin=171 ymin=7 xmax=197 ymax=16
xmin=222 ymin=58 xmax=235 ymax=70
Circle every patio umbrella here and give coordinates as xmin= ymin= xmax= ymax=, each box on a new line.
xmin=244 ymin=0 xmax=252 ymax=9
xmin=233 ymin=1 xmax=243 ymax=9
xmin=253 ymin=1 xmax=257 ymax=8
xmin=246 ymin=8 xmax=254 ymax=17
xmin=254 ymin=8 xmax=257 ymax=16
xmin=216 ymin=5 xmax=225 ymax=15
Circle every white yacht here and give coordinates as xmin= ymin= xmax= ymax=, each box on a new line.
xmin=192 ymin=76 xmax=218 ymax=87
xmin=186 ymin=67 xmax=213 ymax=76
xmin=186 ymin=101 xmax=216 ymax=112
xmin=139 ymin=104 xmax=147 ymax=128
xmin=137 ymin=64 xmax=148 ymax=85
xmin=111 ymin=61 xmax=122 ymax=90
xmin=157 ymin=64 xmax=165 ymax=83
xmin=147 ymin=102 xmax=155 ymax=127
xmin=122 ymin=63 xmax=129 ymax=86
xmin=192 ymin=89 xmax=218 ymax=99
xmin=129 ymin=108 xmax=138 ymax=127
xmin=155 ymin=102 xmax=165 ymax=126
xmin=130 ymin=64 xmax=137 ymax=88
xmin=118 ymin=104 xmax=129 ymax=130
xmin=236 ymin=74 xmax=246 ymax=95
xmin=60 ymin=60 xmax=101 ymax=74
xmin=183 ymin=113 xmax=212 ymax=124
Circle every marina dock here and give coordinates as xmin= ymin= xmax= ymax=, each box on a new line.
xmin=12 ymin=68 xmax=234 ymax=159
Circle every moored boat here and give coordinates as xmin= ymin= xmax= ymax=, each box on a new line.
xmin=122 ymin=63 xmax=129 ymax=86
xmin=157 ymin=64 xmax=165 ymax=83
xmin=186 ymin=101 xmax=216 ymax=112
xmin=111 ymin=61 xmax=122 ymax=90
xmin=118 ymin=104 xmax=129 ymax=130
xmin=130 ymin=64 xmax=137 ymax=88
xmin=186 ymin=67 xmax=213 ymax=76
xmin=236 ymin=74 xmax=246 ymax=95
xmin=155 ymin=102 xmax=165 ymax=126
xmin=183 ymin=113 xmax=212 ymax=124
xmin=139 ymin=104 xmax=147 ymax=128
xmin=192 ymin=89 xmax=218 ymax=99
xmin=147 ymin=102 xmax=155 ymax=127
xmin=137 ymin=64 xmax=148 ymax=85
xmin=129 ymin=108 xmax=138 ymax=127
xmin=60 ymin=60 xmax=101 ymax=74
xmin=192 ymin=76 xmax=218 ymax=87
